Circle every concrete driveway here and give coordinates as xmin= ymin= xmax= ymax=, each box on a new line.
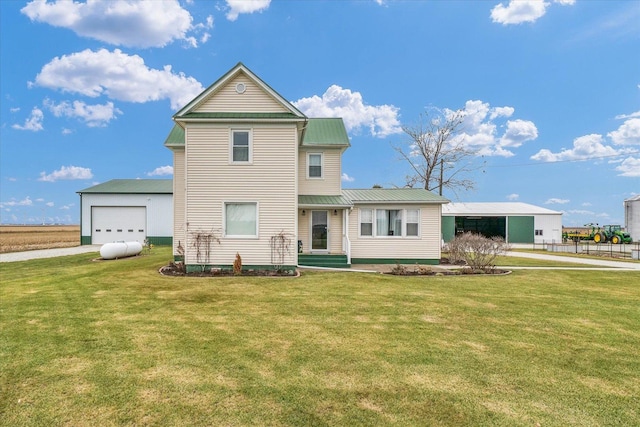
xmin=0 ymin=245 xmax=101 ymax=263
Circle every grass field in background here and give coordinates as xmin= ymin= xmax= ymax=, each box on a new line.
xmin=0 ymin=225 xmax=80 ymax=253
xmin=1 ymin=247 xmax=639 ymax=426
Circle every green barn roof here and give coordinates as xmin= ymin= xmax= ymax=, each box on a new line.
xmin=78 ymin=179 xmax=172 ymax=194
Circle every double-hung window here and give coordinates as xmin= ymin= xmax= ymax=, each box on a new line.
xmin=308 ymin=153 xmax=323 ymax=178
xmin=225 ymin=202 xmax=257 ymax=237
xmin=360 ymin=208 xmax=373 ymax=236
xmin=406 ymin=209 xmax=419 ymax=237
xmin=231 ymin=130 xmax=251 ymax=163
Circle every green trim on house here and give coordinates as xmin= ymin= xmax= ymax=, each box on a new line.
xmin=185 ymin=264 xmax=297 ymax=274
xmin=81 ymin=236 xmax=92 ymax=245
xmin=351 ymin=258 xmax=440 ymax=265
xmin=180 ymin=112 xmax=303 ymax=120
xmin=301 ymin=118 xmax=350 ymax=148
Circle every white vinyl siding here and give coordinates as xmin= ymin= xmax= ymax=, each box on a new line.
xmin=349 ymin=205 xmax=442 ymax=260
xmin=173 ymin=148 xmax=186 ymax=254
xmin=297 ymin=209 xmax=344 ymax=254
xmin=184 ymin=123 xmax=298 ymax=266
xmin=195 ymin=75 xmax=290 ymax=113
xmin=298 ymin=148 xmax=342 ymax=195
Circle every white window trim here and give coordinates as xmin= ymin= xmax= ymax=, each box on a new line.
xmin=307 ymin=152 xmax=324 ymax=179
xmin=229 ymin=128 xmax=252 ymax=164
xmin=223 ymin=201 xmax=259 ymax=239
xmin=359 ymin=208 xmax=373 ymax=238
xmin=358 ymin=207 xmax=421 ymax=238
xmin=405 ymin=208 xmax=421 ymax=238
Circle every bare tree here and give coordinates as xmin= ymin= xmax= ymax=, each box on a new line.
xmin=394 ymin=109 xmax=480 ymax=196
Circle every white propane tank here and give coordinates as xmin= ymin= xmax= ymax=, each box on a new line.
xmin=100 ymin=241 xmax=143 ymax=260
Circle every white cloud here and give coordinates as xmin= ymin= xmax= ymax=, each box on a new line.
xmin=615 ymin=110 xmax=640 ymax=120
xmin=506 ymin=193 xmax=519 ymax=201
xmin=39 ymin=165 xmax=93 ymax=182
xmin=147 ymin=165 xmax=174 ymax=176
xmin=226 ymin=0 xmax=271 ymax=21
xmin=44 ymin=98 xmax=122 ymax=127
xmin=616 ymin=156 xmax=640 ymax=177
xmin=531 ymin=134 xmax=620 ymax=162
xmin=21 ymin=0 xmax=196 ymax=48
xmin=448 ymin=100 xmax=538 ymax=157
xmin=0 ymin=197 xmax=33 ymax=208
xmin=491 ymin=0 xmax=575 ymax=25
xmin=608 ymin=118 xmax=640 ymax=146
xmin=545 ymin=198 xmax=570 ymax=205
xmin=341 ymin=173 xmax=355 ymax=183
xmin=499 ymin=119 xmax=539 ymax=148
xmin=12 ymin=107 xmax=44 ymax=131
xmin=33 ymin=49 xmax=204 ymax=110
xmin=46 ymin=202 xmax=54 ymax=207
xmin=294 ymin=85 xmax=402 ymax=138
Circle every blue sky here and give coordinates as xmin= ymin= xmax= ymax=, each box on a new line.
xmin=1 ymin=0 xmax=638 ymax=226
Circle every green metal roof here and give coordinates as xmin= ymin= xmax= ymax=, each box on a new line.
xmin=301 ymin=118 xmax=350 ymax=147
xmin=298 ymin=195 xmax=353 ymax=207
xmin=164 ymin=124 xmax=184 ymax=147
xmin=77 ymin=179 xmax=172 ymax=194
xmin=342 ymin=188 xmax=449 ymax=204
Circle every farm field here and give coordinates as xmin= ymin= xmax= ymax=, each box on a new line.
xmin=1 ymin=247 xmax=639 ymax=426
xmin=0 ymin=225 xmax=80 ymax=254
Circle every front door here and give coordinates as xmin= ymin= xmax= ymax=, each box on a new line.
xmin=311 ymin=210 xmax=328 ymax=251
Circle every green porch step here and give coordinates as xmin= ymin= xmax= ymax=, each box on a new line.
xmin=298 ymin=254 xmax=350 ymax=268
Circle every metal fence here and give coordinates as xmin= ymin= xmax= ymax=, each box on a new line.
xmin=531 ymin=240 xmax=640 ymax=260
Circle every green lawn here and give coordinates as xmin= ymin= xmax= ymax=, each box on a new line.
xmin=1 ymin=247 xmax=639 ymax=426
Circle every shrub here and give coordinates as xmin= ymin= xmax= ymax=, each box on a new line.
xmin=448 ymin=232 xmax=510 ymax=272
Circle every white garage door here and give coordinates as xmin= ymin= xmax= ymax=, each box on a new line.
xmin=92 ymin=206 xmax=146 ymax=244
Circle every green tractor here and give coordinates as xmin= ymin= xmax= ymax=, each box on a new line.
xmin=592 ymin=224 xmax=632 ymax=244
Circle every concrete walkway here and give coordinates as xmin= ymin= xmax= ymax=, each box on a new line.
xmin=0 ymin=245 xmax=101 ymax=263
xmin=502 ymin=251 xmax=640 ymax=270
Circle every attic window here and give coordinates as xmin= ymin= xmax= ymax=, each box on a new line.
xmin=235 ymin=83 xmax=246 ymax=94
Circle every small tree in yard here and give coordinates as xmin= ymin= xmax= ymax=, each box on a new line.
xmin=448 ymin=232 xmax=510 ymax=272
xmin=233 ymin=252 xmax=242 ymax=276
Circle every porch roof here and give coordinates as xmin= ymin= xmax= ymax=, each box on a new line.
xmin=298 ymin=195 xmax=353 ymax=208
xmin=342 ymin=188 xmax=449 ymax=204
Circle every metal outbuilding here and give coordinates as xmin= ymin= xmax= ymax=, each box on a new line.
xmin=442 ymin=202 xmax=563 ymax=244
xmin=77 ymin=179 xmax=173 ymax=245
xmin=624 ymin=195 xmax=640 ymax=242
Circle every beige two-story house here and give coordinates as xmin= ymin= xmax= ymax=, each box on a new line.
xmin=165 ymin=63 xmax=448 ymax=272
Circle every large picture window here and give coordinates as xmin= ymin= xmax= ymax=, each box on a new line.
xmin=359 ymin=208 xmax=420 ymax=238
xmin=231 ymin=130 xmax=251 ymax=163
xmin=377 ymin=209 xmax=402 ymax=236
xmin=308 ymin=153 xmax=323 ymax=178
xmin=225 ymin=202 xmax=257 ymax=237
